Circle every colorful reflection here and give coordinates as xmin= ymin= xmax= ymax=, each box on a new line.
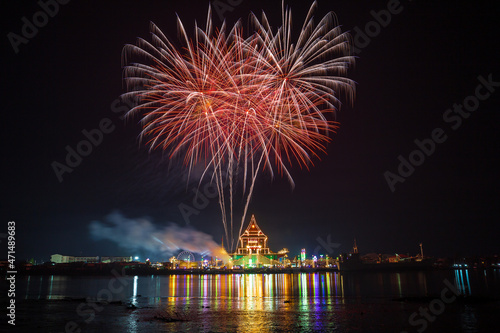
xmin=158 ymin=273 xmax=345 ymax=332
xmin=455 ymin=269 xmax=472 ymax=296
xmin=20 ymin=270 xmax=467 ymax=302
xmin=16 ymin=271 xmax=500 ymax=333
xmin=159 ymin=272 xmax=344 ymax=299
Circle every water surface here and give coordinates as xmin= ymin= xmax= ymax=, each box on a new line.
xmin=6 ymin=269 xmax=500 ymax=332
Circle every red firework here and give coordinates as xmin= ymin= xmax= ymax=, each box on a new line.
xmin=122 ymin=2 xmax=355 ymax=251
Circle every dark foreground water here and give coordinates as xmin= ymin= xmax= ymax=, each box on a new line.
xmin=2 ymin=269 xmax=500 ymax=332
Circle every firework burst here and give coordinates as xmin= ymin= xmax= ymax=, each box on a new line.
xmin=122 ymin=1 xmax=355 ymax=251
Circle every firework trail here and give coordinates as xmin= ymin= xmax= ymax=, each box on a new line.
xmin=122 ymin=1 xmax=355 ymax=252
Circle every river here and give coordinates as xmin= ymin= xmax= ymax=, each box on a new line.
xmin=3 ymin=269 xmax=500 ymax=332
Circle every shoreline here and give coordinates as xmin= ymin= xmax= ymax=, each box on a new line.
xmin=4 ymin=267 xmax=336 ymax=276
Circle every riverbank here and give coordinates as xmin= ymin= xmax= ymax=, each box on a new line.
xmin=4 ymin=264 xmax=493 ymax=277
xmin=3 ymin=265 xmax=338 ymax=276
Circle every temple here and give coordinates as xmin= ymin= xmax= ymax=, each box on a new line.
xmin=231 ymin=215 xmax=282 ymax=267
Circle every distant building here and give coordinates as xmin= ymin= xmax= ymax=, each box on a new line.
xmin=231 ymin=215 xmax=280 ymax=267
xmin=178 ymin=261 xmax=198 ymax=269
xmin=50 ymin=254 xmax=131 ymax=264
xmin=50 ymin=254 xmax=99 ymax=264
xmin=50 ymin=254 xmax=71 ymax=264
xmin=100 ymin=256 xmax=133 ymax=263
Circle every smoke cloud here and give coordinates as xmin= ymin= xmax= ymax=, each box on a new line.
xmin=89 ymin=211 xmax=229 ymax=262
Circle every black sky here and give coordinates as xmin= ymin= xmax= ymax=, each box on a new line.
xmin=1 ymin=0 xmax=499 ymax=262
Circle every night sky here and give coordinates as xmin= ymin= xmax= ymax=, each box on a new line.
xmin=2 ymin=0 xmax=499 ymax=262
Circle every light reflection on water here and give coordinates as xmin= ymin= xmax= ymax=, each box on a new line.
xmin=9 ymin=270 xmax=500 ymax=332
xmin=455 ymin=268 xmax=473 ymax=296
xmin=18 ymin=269 xmax=500 ymax=301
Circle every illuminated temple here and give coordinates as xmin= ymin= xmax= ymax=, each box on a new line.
xmin=231 ymin=215 xmax=281 ymax=267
